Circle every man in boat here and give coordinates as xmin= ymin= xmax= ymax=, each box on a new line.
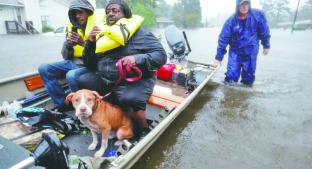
xmin=212 ymin=0 xmax=271 ymax=86
xmin=38 ymin=0 xmax=98 ymax=112
xmin=78 ymin=0 xmax=167 ymax=138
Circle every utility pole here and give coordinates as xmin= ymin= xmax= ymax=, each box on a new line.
xmin=291 ymin=0 xmax=301 ymax=33
xmin=206 ymin=1 xmax=209 ymax=27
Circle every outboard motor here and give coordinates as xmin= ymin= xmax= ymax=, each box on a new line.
xmin=165 ymin=25 xmax=191 ymax=62
xmin=164 ymin=25 xmax=198 ymax=92
xmin=9 ymin=133 xmax=69 ymax=169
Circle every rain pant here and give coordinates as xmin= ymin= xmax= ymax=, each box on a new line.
xmin=216 ymin=0 xmax=271 ymax=85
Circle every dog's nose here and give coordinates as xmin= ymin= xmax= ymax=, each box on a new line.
xmin=80 ymin=107 xmax=87 ymax=113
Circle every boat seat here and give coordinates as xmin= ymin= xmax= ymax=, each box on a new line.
xmin=24 ymin=74 xmax=44 ymax=91
xmin=148 ymin=85 xmax=184 ymax=108
xmin=24 ymin=75 xmax=67 ymax=91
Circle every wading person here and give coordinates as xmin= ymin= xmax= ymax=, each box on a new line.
xmin=78 ymin=0 xmax=167 ymax=138
xmin=38 ymin=0 xmax=100 ymax=112
xmin=212 ymin=0 xmax=271 ymax=86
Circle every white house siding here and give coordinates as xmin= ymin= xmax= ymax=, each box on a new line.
xmin=39 ymin=0 xmax=69 ymax=29
xmin=0 ymin=5 xmax=17 ymax=34
xmin=39 ymin=0 xmax=96 ymax=30
xmin=0 ymin=0 xmax=97 ymax=34
xmin=22 ymin=0 xmax=42 ymax=32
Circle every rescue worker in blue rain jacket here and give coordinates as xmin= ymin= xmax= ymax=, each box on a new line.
xmin=212 ymin=0 xmax=271 ymax=86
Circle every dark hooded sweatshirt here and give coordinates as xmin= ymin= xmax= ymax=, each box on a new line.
xmin=82 ymin=26 xmax=167 ymax=82
xmin=81 ymin=26 xmax=167 ymax=112
xmin=61 ymin=0 xmax=94 ymax=60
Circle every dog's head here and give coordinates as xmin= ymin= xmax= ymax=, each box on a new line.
xmin=65 ymin=89 xmax=103 ymax=118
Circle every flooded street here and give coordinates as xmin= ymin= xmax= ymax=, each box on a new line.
xmin=134 ymin=28 xmax=312 ymax=169
xmin=0 ymin=34 xmax=63 ymax=79
xmin=1 ymin=28 xmax=312 ymax=169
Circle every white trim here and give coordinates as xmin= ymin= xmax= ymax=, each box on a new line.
xmin=0 ymin=3 xmax=24 ymax=7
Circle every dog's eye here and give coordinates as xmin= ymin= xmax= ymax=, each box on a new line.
xmin=75 ymin=98 xmax=79 ymax=102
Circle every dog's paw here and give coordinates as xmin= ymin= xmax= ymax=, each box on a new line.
xmin=109 ymin=131 xmax=117 ymax=139
xmin=94 ymin=150 xmax=105 ymax=158
xmin=88 ymin=143 xmax=97 ymax=150
xmin=114 ymin=140 xmax=123 ymax=147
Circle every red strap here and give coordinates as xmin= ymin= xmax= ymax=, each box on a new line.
xmin=117 ymin=59 xmax=142 ymax=83
xmin=104 ymin=59 xmax=142 ymax=98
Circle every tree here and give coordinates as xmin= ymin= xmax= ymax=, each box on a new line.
xmin=299 ymin=0 xmax=312 ymax=20
xmin=260 ymin=0 xmax=292 ymax=27
xmin=131 ymin=3 xmax=157 ymax=28
xmin=171 ymin=0 xmax=202 ymax=28
xmin=96 ymin=0 xmax=107 ymax=9
xmin=95 ymin=0 xmax=158 ymax=28
xmin=155 ymin=0 xmax=172 ymax=18
xmin=128 ymin=0 xmax=157 ymax=8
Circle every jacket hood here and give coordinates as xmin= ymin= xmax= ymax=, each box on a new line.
xmin=236 ymin=0 xmax=251 ymax=14
xmin=68 ymin=0 xmax=94 ymax=27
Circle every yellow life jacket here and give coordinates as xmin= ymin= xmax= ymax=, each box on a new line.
xmin=67 ymin=9 xmax=106 ymax=58
xmin=95 ymin=15 xmax=144 ymax=53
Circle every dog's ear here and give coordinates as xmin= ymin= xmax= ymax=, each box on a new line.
xmin=65 ymin=92 xmax=75 ymax=105
xmin=92 ymin=91 xmax=103 ymax=101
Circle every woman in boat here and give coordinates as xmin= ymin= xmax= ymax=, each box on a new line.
xmin=38 ymin=0 xmax=103 ymax=112
xmin=78 ymin=0 xmax=167 ymax=138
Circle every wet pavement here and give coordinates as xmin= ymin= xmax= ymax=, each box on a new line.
xmin=1 ymin=28 xmax=312 ymax=169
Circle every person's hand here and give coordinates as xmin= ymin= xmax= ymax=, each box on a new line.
xmin=263 ymin=48 xmax=270 ymax=55
xmin=65 ymin=35 xmax=75 ymax=47
xmin=69 ymin=31 xmax=85 ymax=46
xmin=121 ymin=56 xmax=136 ymax=67
xmin=66 ymin=32 xmax=85 ymax=46
xmin=212 ymin=59 xmax=222 ymax=68
xmin=88 ymin=26 xmax=102 ymax=42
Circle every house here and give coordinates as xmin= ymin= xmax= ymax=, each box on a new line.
xmin=0 ymin=0 xmax=96 ymax=34
xmin=277 ymin=20 xmax=312 ymax=30
xmin=156 ymin=17 xmax=174 ymax=29
xmin=0 ymin=0 xmax=27 ymax=34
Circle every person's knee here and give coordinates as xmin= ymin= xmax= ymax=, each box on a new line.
xmin=77 ymin=73 xmax=91 ymax=89
xmin=77 ymin=73 xmax=105 ymax=93
xmin=65 ymin=70 xmax=76 ymax=83
xmin=38 ymin=64 xmax=49 ymax=76
xmin=118 ymin=93 xmax=146 ymax=112
xmin=119 ymin=92 xmax=138 ymax=105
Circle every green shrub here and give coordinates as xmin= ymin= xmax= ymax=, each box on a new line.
xmin=42 ymin=25 xmax=54 ymax=33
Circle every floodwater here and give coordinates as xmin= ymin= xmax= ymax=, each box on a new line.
xmin=1 ymin=28 xmax=312 ymax=169
xmin=133 ymin=28 xmax=312 ymax=169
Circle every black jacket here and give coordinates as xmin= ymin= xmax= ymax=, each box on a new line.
xmin=83 ymin=26 xmax=167 ymax=81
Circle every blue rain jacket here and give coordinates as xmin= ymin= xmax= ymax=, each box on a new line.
xmin=215 ymin=0 xmax=270 ymax=85
xmin=215 ymin=4 xmax=271 ymax=61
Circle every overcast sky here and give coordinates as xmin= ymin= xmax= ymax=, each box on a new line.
xmin=165 ymin=0 xmax=306 ymax=20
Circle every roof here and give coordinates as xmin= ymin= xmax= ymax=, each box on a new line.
xmin=277 ymin=20 xmax=312 ymax=26
xmin=156 ymin=17 xmax=174 ymax=24
xmin=0 ymin=0 xmax=24 ymax=7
